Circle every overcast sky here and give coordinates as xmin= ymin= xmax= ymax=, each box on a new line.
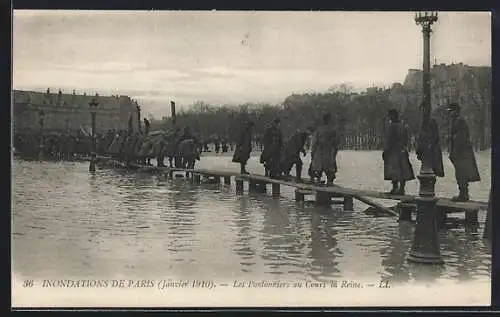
xmin=13 ymin=10 xmax=491 ymax=118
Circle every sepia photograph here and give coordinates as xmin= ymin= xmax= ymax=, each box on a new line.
xmin=11 ymin=10 xmax=492 ymax=308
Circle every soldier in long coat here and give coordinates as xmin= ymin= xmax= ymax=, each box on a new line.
xmin=144 ymin=118 xmax=151 ymax=136
xmin=174 ymin=127 xmax=193 ymax=168
xmin=137 ymin=134 xmax=156 ymax=166
xmin=123 ymin=133 xmax=138 ymax=163
xmin=260 ymin=118 xmax=283 ymax=178
xmin=382 ymin=109 xmax=415 ymax=195
xmin=133 ymin=133 xmax=145 ymax=164
xmin=310 ymin=113 xmax=339 ymax=185
xmin=178 ymin=138 xmax=200 ymax=172
xmin=161 ymin=129 xmax=178 ymax=168
xmin=153 ymin=136 xmax=167 ymax=167
xmin=232 ymin=120 xmax=254 ymax=174
xmin=446 ymin=103 xmax=481 ymax=201
xmin=281 ymin=127 xmax=313 ymax=182
xmin=108 ymin=133 xmax=120 ymax=158
xmin=118 ymin=132 xmax=128 ymax=161
xmin=415 ymin=105 xmax=444 ymax=178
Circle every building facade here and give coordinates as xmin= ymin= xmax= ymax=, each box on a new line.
xmin=13 ymin=89 xmax=142 ymax=135
xmin=389 ymin=63 xmax=491 ymax=150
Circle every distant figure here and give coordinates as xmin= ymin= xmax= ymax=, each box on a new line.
xmin=161 ymin=129 xmax=178 ymax=168
xmin=221 ymin=140 xmax=228 ymax=153
xmin=151 ymin=135 xmax=166 ymax=167
xmin=416 ymin=104 xmax=444 ymax=179
xmin=260 ymin=118 xmax=283 ymax=178
xmin=178 ymin=138 xmax=200 ymax=174
xmin=382 ymin=109 xmax=415 ymax=195
xmin=446 ymin=103 xmax=480 ymax=201
xmin=144 ymin=118 xmax=151 ymax=136
xmin=310 ymin=113 xmax=339 ymax=185
xmin=232 ymin=120 xmax=254 ymax=174
xmin=174 ymin=127 xmax=193 ymax=168
xmin=214 ymin=139 xmax=220 ymax=153
xmin=281 ymin=127 xmax=313 ymax=182
xmin=307 ymin=130 xmax=317 ymax=182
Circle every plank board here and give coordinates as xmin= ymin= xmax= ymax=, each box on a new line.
xmin=96 ymin=157 xmax=488 ymax=211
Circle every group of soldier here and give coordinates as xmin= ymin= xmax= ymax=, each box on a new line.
xmin=232 ymin=102 xmax=481 ymax=202
xmin=14 ymin=101 xmax=481 ymax=202
xmin=14 ymin=130 xmax=93 ymax=161
xmin=14 ymin=119 xmax=230 ymax=168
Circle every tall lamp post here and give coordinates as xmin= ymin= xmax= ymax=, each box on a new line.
xmin=38 ymin=109 xmax=45 ymax=160
xmin=408 ymin=11 xmax=443 ymax=264
xmin=136 ymin=104 xmax=142 ymax=134
xmin=89 ymin=99 xmax=99 ymax=172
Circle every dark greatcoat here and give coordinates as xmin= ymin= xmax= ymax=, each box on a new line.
xmin=108 ymin=134 xmax=120 ymax=155
xmin=310 ymin=125 xmax=338 ymax=174
xmin=124 ymin=134 xmax=138 ymax=159
xmin=232 ymin=126 xmax=253 ymax=164
xmin=161 ymin=131 xmax=177 ymax=159
xmin=134 ymin=135 xmax=145 ymax=158
xmin=178 ymin=138 xmax=200 ymax=169
xmin=138 ymin=137 xmax=154 ymax=158
xmin=449 ymin=117 xmax=480 ymax=185
xmin=281 ymin=132 xmax=308 ymax=174
xmin=259 ymin=125 xmax=283 ymax=166
xmin=416 ymin=118 xmax=444 ymax=177
xmin=383 ymin=120 xmax=415 ymax=181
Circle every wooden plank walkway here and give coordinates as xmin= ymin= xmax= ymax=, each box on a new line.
xmin=232 ymin=172 xmax=487 ymax=210
xmin=95 ymin=156 xmax=488 ymax=213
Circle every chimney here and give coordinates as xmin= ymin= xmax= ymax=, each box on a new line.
xmin=58 ymin=89 xmax=62 ymax=105
xmin=95 ymin=92 xmax=99 ymax=97
xmin=46 ymin=88 xmax=50 ymax=95
xmin=83 ymin=92 xmax=87 ymax=96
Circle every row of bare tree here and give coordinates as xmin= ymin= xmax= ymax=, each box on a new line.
xmin=152 ymin=88 xmax=490 ymax=151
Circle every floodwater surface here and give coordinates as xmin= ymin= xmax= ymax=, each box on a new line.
xmin=12 ymin=150 xmax=491 ymax=305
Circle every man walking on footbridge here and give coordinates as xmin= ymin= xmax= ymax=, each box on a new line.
xmin=446 ymin=103 xmax=481 ymax=202
xmin=382 ymin=109 xmax=415 ymax=195
xmin=310 ymin=113 xmax=339 ymax=186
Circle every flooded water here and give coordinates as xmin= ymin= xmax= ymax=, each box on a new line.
xmin=12 ymin=150 xmax=491 ymax=306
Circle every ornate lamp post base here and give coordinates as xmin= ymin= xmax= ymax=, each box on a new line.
xmin=408 ymin=173 xmax=443 ymax=265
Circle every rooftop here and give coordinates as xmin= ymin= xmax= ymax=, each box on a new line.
xmin=13 ymin=89 xmax=139 ymax=109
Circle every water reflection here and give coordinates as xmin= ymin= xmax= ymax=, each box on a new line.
xmin=12 ymin=158 xmax=491 ymax=287
xmin=161 ymin=181 xmax=201 ymax=258
xmin=259 ymin=196 xmax=296 ymax=276
xmin=308 ymin=210 xmax=341 ymax=281
xmin=379 ymin=222 xmax=413 ymax=285
xmin=409 ymin=262 xmax=445 ymax=285
xmin=440 ymin=231 xmax=491 ymax=282
xmin=232 ymin=197 xmax=257 ymax=272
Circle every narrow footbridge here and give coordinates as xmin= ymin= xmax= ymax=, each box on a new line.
xmin=96 ymin=156 xmax=488 ymax=228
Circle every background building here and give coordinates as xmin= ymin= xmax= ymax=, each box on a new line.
xmin=13 ymin=89 xmax=142 ymax=135
xmin=389 ymin=63 xmax=491 ymax=150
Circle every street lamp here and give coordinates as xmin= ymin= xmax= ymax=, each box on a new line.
xmin=38 ymin=109 xmax=45 ymax=160
xmin=408 ymin=11 xmax=443 ymax=264
xmin=136 ymin=104 xmax=142 ymax=134
xmin=89 ymin=98 xmax=99 ymax=172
